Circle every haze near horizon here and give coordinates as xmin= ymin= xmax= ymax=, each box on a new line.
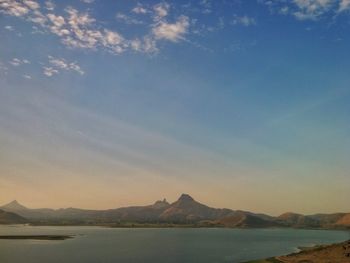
xmin=1 ymin=0 xmax=349 ymax=216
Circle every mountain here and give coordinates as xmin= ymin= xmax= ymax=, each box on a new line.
xmin=0 ymin=209 xmax=27 ymax=224
xmin=2 ymin=200 xmax=28 ymax=211
xmin=1 ymin=200 xmax=56 ymax=220
xmin=1 ymin=196 xmax=349 ymax=229
xmin=159 ymin=194 xmax=234 ymax=222
xmin=0 ymin=199 xmax=171 ymax=223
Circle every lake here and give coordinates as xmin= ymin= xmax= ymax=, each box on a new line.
xmin=0 ymin=225 xmax=349 ymax=263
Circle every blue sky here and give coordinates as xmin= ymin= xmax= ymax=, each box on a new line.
xmin=1 ymin=0 xmax=350 ymax=215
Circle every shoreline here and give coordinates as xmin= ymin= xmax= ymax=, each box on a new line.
xmin=6 ymin=222 xmax=349 ymax=231
xmin=2 ymin=223 xmax=350 ymax=232
xmin=0 ymin=223 xmax=350 ymax=232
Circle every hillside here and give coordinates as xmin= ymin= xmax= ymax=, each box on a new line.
xmin=277 ymin=212 xmax=320 ymax=228
xmin=214 ymin=212 xmax=278 ymax=228
xmin=335 ymin=214 xmax=350 ymax=227
xmin=0 ymin=209 xmax=27 ymax=224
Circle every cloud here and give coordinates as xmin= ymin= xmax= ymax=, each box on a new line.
xmin=292 ymin=0 xmax=333 ymax=20
xmin=279 ymin=6 xmax=290 ymax=15
xmin=116 ymin=13 xmax=143 ymax=25
xmin=152 ymin=15 xmax=189 ymax=42
xmin=9 ymin=58 xmax=30 ymax=66
xmin=102 ymin=30 xmax=123 ymax=45
xmin=45 ymin=1 xmax=55 ymax=11
xmin=0 ymin=61 xmax=9 ymax=75
xmin=0 ymin=0 xmax=192 ymax=55
xmin=47 ymin=13 xmax=65 ymax=27
xmin=54 ymin=7 xmax=129 ymax=54
xmin=259 ymin=0 xmax=345 ymax=20
xmin=338 ymin=0 xmax=350 ymax=12
xmin=28 ymin=10 xmax=47 ymax=26
xmin=23 ymin=74 xmax=32 ymax=79
xmin=153 ymin=2 xmax=170 ymax=21
xmin=81 ymin=0 xmax=95 ymax=3
xmin=66 ymin=6 xmax=95 ymax=26
xmin=4 ymin=25 xmax=14 ymax=31
xmin=199 ymin=0 xmax=212 ymax=14
xmin=130 ymin=36 xmax=158 ymax=53
xmin=44 ymin=56 xmax=85 ymax=76
xmin=43 ymin=66 xmax=59 ymax=76
xmin=0 ymin=0 xmax=30 ymax=17
xmin=0 ymin=0 xmax=46 ymax=26
xmin=23 ymin=0 xmax=40 ymax=10
xmin=132 ymin=4 xmax=148 ymax=14
xmin=47 ymin=13 xmax=69 ymax=36
xmin=231 ymin=15 xmax=256 ymax=26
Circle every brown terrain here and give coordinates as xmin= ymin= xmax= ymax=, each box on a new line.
xmin=336 ymin=214 xmax=350 ymax=227
xmin=276 ymin=240 xmax=350 ymax=263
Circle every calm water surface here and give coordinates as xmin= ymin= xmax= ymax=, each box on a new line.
xmin=0 ymin=225 xmax=349 ymax=263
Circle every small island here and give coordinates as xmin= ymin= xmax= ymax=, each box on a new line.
xmin=0 ymin=235 xmax=74 ymax=240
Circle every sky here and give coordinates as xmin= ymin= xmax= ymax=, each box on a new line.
xmin=0 ymin=0 xmax=350 ymax=215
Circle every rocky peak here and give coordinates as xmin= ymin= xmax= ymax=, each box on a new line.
xmin=152 ymin=198 xmax=170 ymax=209
xmin=178 ymin=194 xmax=194 ymax=202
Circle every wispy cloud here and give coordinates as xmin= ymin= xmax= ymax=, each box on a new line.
xmin=45 ymin=0 xmax=55 ymax=11
xmin=338 ymin=0 xmax=350 ymax=12
xmin=132 ymin=4 xmax=148 ymax=14
xmin=116 ymin=12 xmax=143 ymax=25
xmin=293 ymin=0 xmax=333 ymax=20
xmin=43 ymin=56 xmax=84 ymax=77
xmin=231 ymin=15 xmax=256 ymax=26
xmin=0 ymin=0 xmax=193 ymax=55
xmin=153 ymin=2 xmax=170 ymax=21
xmin=4 ymin=25 xmax=14 ymax=31
xmin=259 ymin=0 xmax=350 ymax=20
xmin=199 ymin=0 xmax=212 ymax=14
xmin=23 ymin=0 xmax=40 ymax=10
xmin=9 ymin=58 xmax=30 ymax=66
xmin=81 ymin=0 xmax=95 ymax=4
xmin=23 ymin=74 xmax=32 ymax=79
xmin=43 ymin=66 xmax=58 ymax=76
xmin=0 ymin=0 xmax=30 ymax=16
xmin=0 ymin=61 xmax=9 ymax=75
xmin=152 ymin=15 xmax=190 ymax=42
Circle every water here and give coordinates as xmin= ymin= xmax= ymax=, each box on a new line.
xmin=0 ymin=225 xmax=349 ymax=263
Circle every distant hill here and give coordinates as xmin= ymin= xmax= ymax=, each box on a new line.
xmin=277 ymin=212 xmax=320 ymax=228
xmin=309 ymin=213 xmax=347 ymax=227
xmin=0 ymin=209 xmax=27 ymax=224
xmin=276 ymin=212 xmax=350 ymax=229
xmin=214 ymin=212 xmax=278 ymax=228
xmin=1 ymin=195 xmax=349 ymax=229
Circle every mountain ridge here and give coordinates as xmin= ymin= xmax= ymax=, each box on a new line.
xmin=1 ymin=194 xmax=349 ymax=229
